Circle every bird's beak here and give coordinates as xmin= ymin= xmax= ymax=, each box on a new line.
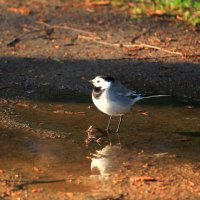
xmin=88 ymin=80 xmax=93 ymax=84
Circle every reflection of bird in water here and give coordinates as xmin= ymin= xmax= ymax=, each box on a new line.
xmin=85 ymin=125 xmax=107 ymax=146
xmin=91 ymin=145 xmax=121 ymax=176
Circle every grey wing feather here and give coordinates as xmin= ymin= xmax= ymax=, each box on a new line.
xmin=110 ymin=81 xmax=139 ymax=97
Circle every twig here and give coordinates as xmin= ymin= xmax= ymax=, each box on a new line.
xmin=36 ymin=22 xmax=182 ymax=56
xmin=125 ymin=43 xmax=183 ymax=56
xmin=78 ymin=35 xmax=183 ymax=56
xmin=36 ymin=21 xmax=99 ymax=38
xmin=78 ymin=34 xmax=121 ymax=47
xmin=184 ymin=53 xmax=200 ymax=57
xmin=131 ymin=28 xmax=150 ymax=43
xmin=7 ymin=28 xmax=54 ymax=47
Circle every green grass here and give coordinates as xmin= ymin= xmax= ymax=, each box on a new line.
xmin=107 ymin=0 xmax=200 ymax=26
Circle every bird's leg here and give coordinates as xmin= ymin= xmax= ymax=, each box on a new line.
xmin=116 ymin=115 xmax=123 ymax=145
xmin=106 ymin=115 xmax=112 ymax=145
xmin=106 ymin=115 xmax=112 ymax=132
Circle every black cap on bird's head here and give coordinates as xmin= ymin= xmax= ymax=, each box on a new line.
xmin=99 ymin=75 xmax=115 ymax=83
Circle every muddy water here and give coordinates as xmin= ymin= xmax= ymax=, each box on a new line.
xmin=0 ymin=97 xmax=200 ymax=197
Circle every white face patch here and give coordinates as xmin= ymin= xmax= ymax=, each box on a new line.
xmin=91 ymin=76 xmax=112 ymax=89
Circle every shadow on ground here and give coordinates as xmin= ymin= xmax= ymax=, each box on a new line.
xmin=1 ymin=56 xmax=200 ymax=102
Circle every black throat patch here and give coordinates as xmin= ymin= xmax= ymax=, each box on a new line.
xmin=93 ymin=87 xmax=104 ymax=99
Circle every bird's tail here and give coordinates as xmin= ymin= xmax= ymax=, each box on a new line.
xmin=140 ymin=94 xmax=170 ymax=99
xmin=131 ymin=94 xmax=170 ymax=104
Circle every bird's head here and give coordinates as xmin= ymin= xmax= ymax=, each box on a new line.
xmin=89 ymin=76 xmax=115 ymax=89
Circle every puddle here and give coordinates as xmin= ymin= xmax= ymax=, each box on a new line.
xmin=0 ymin=97 xmax=200 ymax=198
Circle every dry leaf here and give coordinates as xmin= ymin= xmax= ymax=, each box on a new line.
xmin=188 ymin=180 xmax=195 ymax=186
xmin=7 ymin=38 xmax=21 ymax=47
xmin=7 ymin=7 xmax=30 ymax=15
xmin=154 ymin=152 xmax=168 ymax=157
xmin=92 ymin=1 xmax=111 ymax=6
xmin=54 ymin=45 xmax=60 ymax=49
xmin=32 ymin=166 xmax=40 ymax=172
xmin=130 ymin=176 xmax=157 ymax=183
xmin=142 ymin=163 xmax=150 ymax=168
xmin=176 ymin=15 xmax=183 ymax=21
xmin=31 ymin=189 xmax=38 ymax=193
xmin=154 ymin=10 xmax=165 ymax=16
xmin=0 ymin=169 xmax=5 ymax=174
xmin=140 ymin=111 xmax=148 ymax=116
xmin=137 ymin=110 xmax=149 ymax=116
xmin=15 ymin=102 xmax=30 ymax=108
xmin=148 ymin=10 xmax=165 ymax=16
xmin=53 ymin=110 xmax=64 ymax=114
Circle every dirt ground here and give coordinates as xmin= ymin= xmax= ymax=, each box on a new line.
xmin=0 ymin=0 xmax=200 ymax=199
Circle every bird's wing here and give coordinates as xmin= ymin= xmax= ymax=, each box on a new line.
xmin=110 ymin=81 xmax=140 ymax=97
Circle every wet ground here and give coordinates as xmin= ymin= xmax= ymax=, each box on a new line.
xmin=0 ymin=0 xmax=200 ymax=199
xmin=0 ymin=97 xmax=200 ymax=199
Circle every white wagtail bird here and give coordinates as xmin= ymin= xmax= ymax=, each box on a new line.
xmin=89 ymin=75 xmax=169 ymax=145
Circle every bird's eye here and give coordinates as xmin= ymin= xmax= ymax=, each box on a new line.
xmin=97 ymin=80 xmax=100 ymax=83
